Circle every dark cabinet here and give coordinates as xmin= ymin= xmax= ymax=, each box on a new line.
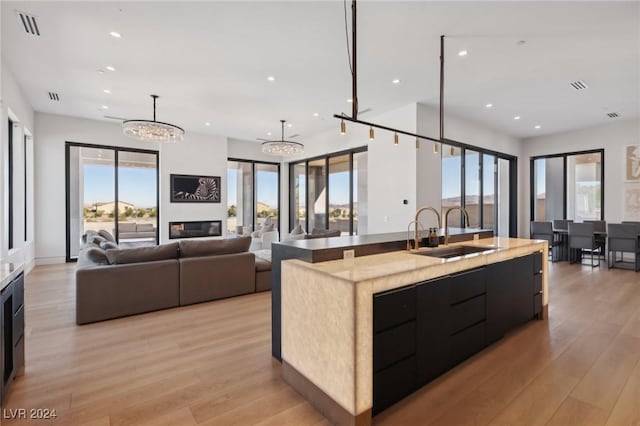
xmin=1 ymin=272 xmax=25 ymax=404
xmin=373 ymin=253 xmax=542 ymax=415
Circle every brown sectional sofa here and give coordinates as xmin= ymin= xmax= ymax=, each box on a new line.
xmin=75 ymin=236 xmax=271 ymax=324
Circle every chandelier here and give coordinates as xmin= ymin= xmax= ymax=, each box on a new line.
xmin=261 ymin=120 xmax=304 ymax=155
xmin=123 ymin=95 xmax=184 ymax=143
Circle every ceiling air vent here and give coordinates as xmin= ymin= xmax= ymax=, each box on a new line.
xmin=607 ymin=112 xmax=619 ymax=118
xmin=288 ymin=133 xmax=300 ymax=139
xmin=48 ymin=92 xmax=60 ymax=101
xmin=570 ymin=80 xmax=589 ymax=91
xmin=17 ymin=11 xmax=40 ymax=36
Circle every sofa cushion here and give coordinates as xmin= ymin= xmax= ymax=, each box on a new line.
xmin=179 ymin=236 xmax=251 ymax=258
xmin=85 ymin=247 xmax=109 ymax=265
xmin=137 ymin=223 xmax=154 ymax=232
xmin=98 ymin=229 xmax=116 ymax=242
xmin=255 ymin=258 xmax=271 ymax=272
xmin=290 ymin=224 xmax=305 ymax=235
xmin=82 ymin=230 xmax=98 ymax=244
xmin=106 ymin=242 xmax=179 ymax=265
xmin=100 ymin=241 xmax=119 ymax=250
xmin=119 ymin=222 xmax=137 ymax=233
xmin=91 ymin=235 xmax=107 ymax=245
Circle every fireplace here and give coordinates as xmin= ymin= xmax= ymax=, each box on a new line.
xmin=169 ymin=220 xmax=222 ymax=239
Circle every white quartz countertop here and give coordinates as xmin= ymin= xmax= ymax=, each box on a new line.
xmin=0 ymin=262 xmax=25 ymax=292
xmin=285 ymin=237 xmax=546 ymax=285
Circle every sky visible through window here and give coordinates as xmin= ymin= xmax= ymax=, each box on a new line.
xmin=83 ymin=165 xmax=157 ymax=208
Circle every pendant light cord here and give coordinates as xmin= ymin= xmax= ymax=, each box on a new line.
xmin=343 ymin=0 xmax=353 ymax=77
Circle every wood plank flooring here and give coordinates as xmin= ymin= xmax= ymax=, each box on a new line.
xmin=2 ymin=261 xmax=640 ymax=425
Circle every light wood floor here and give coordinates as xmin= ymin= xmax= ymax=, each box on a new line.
xmin=3 ymin=261 xmax=640 ymax=425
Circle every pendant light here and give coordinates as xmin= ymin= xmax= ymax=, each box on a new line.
xmin=122 ymin=95 xmax=184 ymax=143
xmin=261 ymin=120 xmax=304 ymax=156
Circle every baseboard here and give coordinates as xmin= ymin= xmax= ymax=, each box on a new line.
xmin=35 ymin=256 xmax=67 ymax=266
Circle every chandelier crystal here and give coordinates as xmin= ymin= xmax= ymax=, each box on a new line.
xmin=123 ymin=95 xmax=184 ymax=143
xmin=261 ymin=120 xmax=304 ymax=155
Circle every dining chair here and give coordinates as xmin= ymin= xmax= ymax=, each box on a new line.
xmin=584 ymin=220 xmax=607 ymax=260
xmin=530 ymin=221 xmax=560 ymax=261
xmin=552 ymin=219 xmax=573 ymax=230
xmin=608 ymin=223 xmax=640 ymax=271
xmin=568 ymin=222 xmax=600 ymax=267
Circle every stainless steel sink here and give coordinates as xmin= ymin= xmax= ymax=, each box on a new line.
xmin=413 ymin=245 xmax=496 ymax=259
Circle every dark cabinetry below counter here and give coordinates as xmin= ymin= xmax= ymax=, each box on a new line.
xmin=373 ymin=252 xmax=543 ymax=415
xmin=1 ymin=272 xmax=25 ymax=404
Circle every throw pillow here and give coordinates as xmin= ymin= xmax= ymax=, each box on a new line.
xmin=178 ymin=236 xmax=251 ymax=258
xmin=99 ymin=241 xmax=118 ymax=250
xmin=290 ymin=224 xmax=305 ymax=236
xmin=97 ymin=229 xmax=116 ymax=242
xmin=105 ymin=242 xmax=179 ymax=265
xmin=85 ymin=247 xmax=108 ymax=265
xmin=262 ymin=223 xmax=275 ymax=233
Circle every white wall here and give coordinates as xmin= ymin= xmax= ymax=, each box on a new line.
xmin=34 ymin=112 xmax=228 ymax=264
xmin=280 ymin=103 xmax=418 ymax=234
xmin=521 ymin=118 xmax=640 ymax=235
xmin=416 ymin=103 xmax=523 ymax=231
xmin=1 ymin=61 xmax=36 ymax=272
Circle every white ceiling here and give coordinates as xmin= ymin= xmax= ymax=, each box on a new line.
xmin=2 ymin=1 xmax=639 ymax=143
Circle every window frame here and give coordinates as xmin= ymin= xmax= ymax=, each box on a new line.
xmin=288 ymin=146 xmax=367 ymax=235
xmin=529 ymin=148 xmax=605 ymax=222
xmin=8 ymin=118 xmax=14 ymax=250
xmin=227 ymin=158 xmax=281 ymax=234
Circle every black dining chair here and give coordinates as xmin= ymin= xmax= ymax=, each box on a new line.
xmin=568 ymin=222 xmax=600 ymax=267
xmin=552 ymin=219 xmax=573 ymax=230
xmin=584 ymin=220 xmax=607 ymax=260
xmin=608 ymin=223 xmax=640 ymax=271
xmin=530 ymin=221 xmax=561 ymax=262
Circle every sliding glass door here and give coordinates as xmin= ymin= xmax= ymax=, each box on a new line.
xmin=66 ymin=143 xmax=159 ymax=261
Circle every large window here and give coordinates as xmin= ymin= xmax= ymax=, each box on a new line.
xmin=66 ymin=143 xmax=159 ymax=261
xmin=440 ymin=142 xmax=516 ymax=237
xmin=531 ymin=150 xmax=604 ymax=222
xmin=289 ymin=147 xmax=367 ymax=235
xmin=227 ymin=159 xmax=280 ymax=235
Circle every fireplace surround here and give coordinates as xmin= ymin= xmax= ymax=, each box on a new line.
xmin=169 ymin=220 xmax=222 ymax=239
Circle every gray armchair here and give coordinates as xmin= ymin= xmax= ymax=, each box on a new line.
xmin=584 ymin=220 xmax=607 ymax=259
xmin=607 ymin=223 xmax=640 ymax=271
xmin=568 ymin=222 xmax=600 ymax=267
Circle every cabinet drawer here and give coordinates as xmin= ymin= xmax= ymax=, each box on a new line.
xmin=12 ymin=274 xmax=24 ymax=314
xmin=13 ymin=306 xmax=24 ymax=347
xmin=374 ymin=285 xmax=416 ymax=333
xmin=448 ymin=268 xmax=486 ymax=304
xmin=534 ymin=293 xmax=542 ymax=316
xmin=374 ymin=321 xmax=416 ymax=373
xmin=533 ymin=252 xmax=543 ymax=275
xmin=450 ymin=295 xmax=486 ymax=335
xmin=533 ymin=274 xmax=542 ymax=294
xmin=373 ymin=355 xmax=416 ymax=415
xmin=450 ymin=321 xmax=486 ymax=366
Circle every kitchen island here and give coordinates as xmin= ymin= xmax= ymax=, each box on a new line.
xmin=280 ymin=237 xmax=547 ymax=426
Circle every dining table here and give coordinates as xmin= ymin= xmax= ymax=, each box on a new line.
xmin=552 ymin=228 xmax=607 ymax=262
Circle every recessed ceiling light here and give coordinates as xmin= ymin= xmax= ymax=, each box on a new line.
xmin=485 ymin=103 xmax=493 ymax=108
xmin=101 ymin=105 xmax=109 ymax=110
xmin=458 ymin=50 xmax=468 ymax=57
xmin=205 ymin=122 xmax=211 ymax=127
xmin=103 ymin=89 xmax=111 ymax=94
xmin=109 ymin=31 xmax=121 ymax=38
xmin=287 ymin=123 xmax=293 ymax=128
xmin=513 ymin=116 xmax=521 ymax=120
xmin=267 ymin=76 xmax=275 ymax=82
xmin=105 ymin=65 xmax=116 ymax=72
xmin=392 ymin=79 xmax=401 ymax=84
xmin=347 ymin=98 xmax=353 ymax=103
xmin=267 ymin=132 xmax=272 ymax=136
xmin=534 ymin=125 xmax=541 ymax=129
xmin=313 ymin=112 xmax=319 ymax=117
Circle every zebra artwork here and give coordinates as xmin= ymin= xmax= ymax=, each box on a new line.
xmin=170 ymin=174 xmax=221 ymax=203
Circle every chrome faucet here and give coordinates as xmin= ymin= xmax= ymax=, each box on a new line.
xmin=444 ymin=207 xmax=470 ymax=245
xmin=413 ymin=206 xmax=442 ymax=250
xmin=406 ymin=220 xmax=426 ymax=251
